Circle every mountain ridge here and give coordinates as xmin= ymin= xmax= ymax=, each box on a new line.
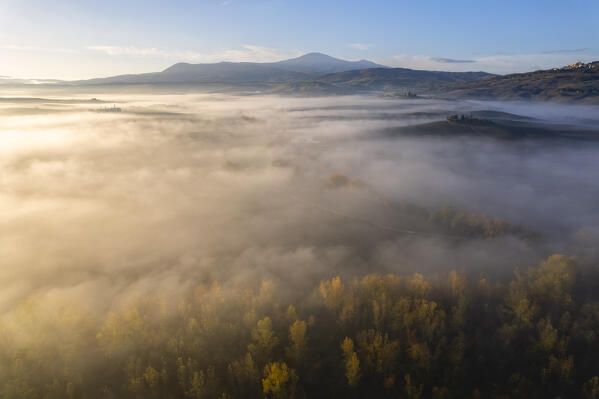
xmin=73 ymin=52 xmax=388 ymax=85
xmin=46 ymin=55 xmax=599 ymax=104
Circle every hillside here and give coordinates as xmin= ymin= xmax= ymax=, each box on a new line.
xmin=268 ymin=80 xmax=352 ymax=95
xmin=317 ymin=68 xmax=493 ymax=91
xmin=383 ymin=110 xmax=599 ymax=141
xmin=442 ymin=61 xmax=599 ymax=103
xmin=81 ymin=63 xmax=309 ymax=85
xmin=272 ymin=68 xmax=495 ymax=94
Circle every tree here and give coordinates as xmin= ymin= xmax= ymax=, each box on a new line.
xmin=357 ymin=329 xmax=399 ymax=376
xmin=262 ymin=362 xmax=298 ymax=399
xmin=527 ymin=255 xmax=577 ymax=306
xmin=584 ymin=376 xmax=599 ymax=399
xmin=228 ymin=353 xmax=261 ymax=398
xmin=187 ymin=371 xmax=205 ymax=399
xmin=341 ymin=337 xmax=361 ymax=387
xmin=404 ymin=374 xmax=423 ymax=399
xmin=248 ymin=317 xmax=279 ymax=364
xmin=319 ymin=277 xmax=344 ymax=310
xmin=286 ymin=320 xmax=308 ymax=363
xmin=537 ymin=317 xmax=558 ymax=352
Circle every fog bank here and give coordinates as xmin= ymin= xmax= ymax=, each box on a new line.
xmin=1 ymin=91 xmax=599 ymax=317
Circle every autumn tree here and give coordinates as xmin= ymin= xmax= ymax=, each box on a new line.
xmin=262 ymin=362 xmax=298 ymax=399
xmin=286 ymin=320 xmax=308 ymax=364
xmin=341 ymin=337 xmax=361 ymax=387
xmin=248 ymin=317 xmax=279 ymax=364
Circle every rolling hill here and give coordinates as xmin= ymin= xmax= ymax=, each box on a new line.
xmin=441 ymin=61 xmax=599 ymax=103
xmin=270 ymin=68 xmax=495 ymax=94
xmin=383 ymin=111 xmax=599 ymax=141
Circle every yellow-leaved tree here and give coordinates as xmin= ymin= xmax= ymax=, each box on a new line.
xmin=262 ymin=362 xmax=298 ymax=399
xmin=286 ymin=320 xmax=308 ymax=364
xmin=341 ymin=337 xmax=361 ymax=387
xmin=248 ymin=317 xmax=279 ymax=364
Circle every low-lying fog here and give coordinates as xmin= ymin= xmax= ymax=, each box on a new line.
xmin=1 ymin=90 xmax=599 ymax=316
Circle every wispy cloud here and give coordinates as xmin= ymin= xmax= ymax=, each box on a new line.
xmin=193 ymin=45 xmax=301 ymax=63
xmin=392 ymin=51 xmax=599 ymax=74
xmin=349 ymin=43 xmax=372 ymax=50
xmin=86 ymin=46 xmax=167 ymax=57
xmin=431 ymin=57 xmax=474 ymax=63
xmin=2 ymin=44 xmax=77 ymax=53
xmin=87 ymin=44 xmax=300 ymax=63
xmin=541 ymin=48 xmax=589 ymax=54
xmin=391 ymin=55 xmax=455 ymax=71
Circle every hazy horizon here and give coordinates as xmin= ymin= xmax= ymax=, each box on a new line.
xmin=1 ymin=0 xmax=598 ymax=79
xmin=2 ymin=51 xmax=598 ymax=84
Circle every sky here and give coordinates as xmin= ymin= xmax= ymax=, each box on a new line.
xmin=1 ymin=0 xmax=598 ymax=80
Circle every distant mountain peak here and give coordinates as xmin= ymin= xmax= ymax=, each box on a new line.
xmin=72 ymin=52 xmax=390 ymax=85
xmin=293 ymin=52 xmax=338 ymax=60
xmin=280 ymin=52 xmax=381 ymax=64
xmin=272 ymin=52 xmax=387 ymax=74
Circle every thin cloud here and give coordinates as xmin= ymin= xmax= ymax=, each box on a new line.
xmin=542 ymin=48 xmax=589 ymax=54
xmin=87 ymin=46 xmax=168 ymax=57
xmin=431 ymin=57 xmax=475 ymax=63
xmin=349 ymin=43 xmax=372 ymax=50
xmin=392 ymin=52 xmax=599 ymax=74
xmin=391 ymin=55 xmax=456 ymax=70
xmin=3 ymin=44 xmax=77 ymax=54
xmin=86 ymin=44 xmax=300 ymax=63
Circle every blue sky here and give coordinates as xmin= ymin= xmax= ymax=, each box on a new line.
xmin=1 ymin=0 xmax=598 ymax=79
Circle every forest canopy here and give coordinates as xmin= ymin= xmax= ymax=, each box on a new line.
xmin=2 ymin=255 xmax=599 ymax=398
